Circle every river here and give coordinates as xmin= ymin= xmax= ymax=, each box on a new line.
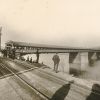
xmin=23 ymin=54 xmax=100 ymax=81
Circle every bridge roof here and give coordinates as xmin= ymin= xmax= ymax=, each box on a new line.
xmin=6 ymin=40 xmax=92 ymax=50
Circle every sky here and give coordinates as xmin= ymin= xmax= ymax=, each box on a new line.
xmin=0 ymin=0 xmax=100 ymax=48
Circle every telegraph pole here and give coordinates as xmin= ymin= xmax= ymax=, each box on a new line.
xmin=0 ymin=27 xmax=2 ymax=51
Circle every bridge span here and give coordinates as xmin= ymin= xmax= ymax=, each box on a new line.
xmin=4 ymin=41 xmax=100 ymax=74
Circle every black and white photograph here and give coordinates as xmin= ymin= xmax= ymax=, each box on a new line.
xmin=0 ymin=0 xmax=100 ymax=100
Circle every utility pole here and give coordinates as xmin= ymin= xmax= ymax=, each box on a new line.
xmin=0 ymin=27 xmax=2 ymax=51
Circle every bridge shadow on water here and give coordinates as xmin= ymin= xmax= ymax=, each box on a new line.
xmin=50 ymin=83 xmax=71 ymax=100
xmin=86 ymin=84 xmax=100 ymax=100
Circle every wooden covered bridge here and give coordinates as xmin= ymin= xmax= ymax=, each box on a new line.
xmin=4 ymin=40 xmax=100 ymax=73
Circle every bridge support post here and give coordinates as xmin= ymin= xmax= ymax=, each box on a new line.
xmin=88 ymin=52 xmax=97 ymax=65
xmin=96 ymin=52 xmax=100 ymax=60
xmin=69 ymin=52 xmax=89 ymax=75
xmin=36 ymin=49 xmax=39 ymax=63
xmin=39 ymin=53 xmax=70 ymax=73
xmin=58 ymin=53 xmax=70 ymax=74
xmin=69 ymin=52 xmax=81 ymax=75
xmin=80 ymin=52 xmax=88 ymax=71
xmin=65 ymin=53 xmax=70 ymax=73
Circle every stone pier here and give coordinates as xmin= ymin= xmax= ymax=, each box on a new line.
xmin=39 ymin=52 xmax=89 ymax=74
xmin=80 ymin=52 xmax=88 ymax=71
xmin=39 ymin=53 xmax=70 ymax=73
xmin=69 ymin=52 xmax=89 ymax=75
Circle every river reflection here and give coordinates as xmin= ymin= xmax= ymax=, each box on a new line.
xmin=79 ymin=60 xmax=100 ymax=81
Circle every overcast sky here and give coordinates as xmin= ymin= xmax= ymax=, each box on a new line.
xmin=0 ymin=0 xmax=100 ymax=47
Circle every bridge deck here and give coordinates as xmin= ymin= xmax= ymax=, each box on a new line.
xmin=6 ymin=41 xmax=92 ymax=50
